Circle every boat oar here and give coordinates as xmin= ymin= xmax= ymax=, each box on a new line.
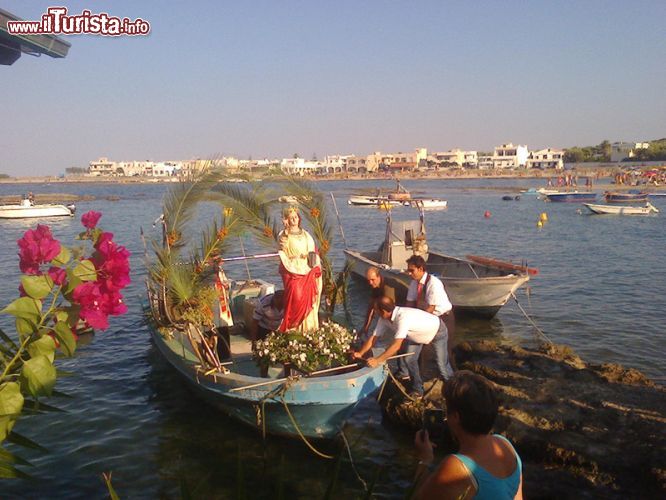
xmin=220 ymin=252 xmax=279 ymax=262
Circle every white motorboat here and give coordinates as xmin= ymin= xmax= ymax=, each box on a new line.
xmin=408 ymin=199 xmax=447 ymax=210
xmin=347 ymin=195 xmax=405 ymax=206
xmin=0 ymin=199 xmax=76 ymax=219
xmin=583 ymin=202 xmax=659 ymax=215
xmin=344 ymin=208 xmax=532 ymax=318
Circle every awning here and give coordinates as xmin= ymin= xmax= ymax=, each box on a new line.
xmin=0 ymin=7 xmax=70 ymax=65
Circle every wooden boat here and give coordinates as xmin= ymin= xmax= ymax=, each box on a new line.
xmin=348 ymin=195 xmax=405 ymax=206
xmin=147 ymin=278 xmax=387 ymax=439
xmin=604 ymin=191 xmax=648 ymax=203
xmin=583 ymin=202 xmax=659 ymax=215
xmin=348 ymin=179 xmax=411 ymax=206
xmin=344 ymin=210 xmax=531 ymax=318
xmin=408 ymin=199 xmax=448 ymax=209
xmin=544 ymin=191 xmax=597 ymax=203
xmin=0 ymin=199 xmax=75 ymax=219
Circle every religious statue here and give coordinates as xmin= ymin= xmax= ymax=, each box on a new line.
xmin=277 ymin=205 xmax=322 ymax=332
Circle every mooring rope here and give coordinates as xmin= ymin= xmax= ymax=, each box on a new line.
xmin=252 ymin=375 xmax=335 ymax=459
xmin=340 ymin=429 xmax=368 ymax=491
xmin=511 ymin=291 xmax=552 ymax=344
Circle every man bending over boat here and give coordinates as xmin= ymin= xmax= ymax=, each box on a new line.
xmin=405 ymin=255 xmax=456 ymax=370
xmin=361 ymin=267 xmax=397 ymax=338
xmin=351 ymin=296 xmax=454 ymax=397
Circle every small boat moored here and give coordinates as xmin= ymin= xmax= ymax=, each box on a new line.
xmin=583 ymin=202 xmax=659 ymax=216
xmin=604 ymin=191 xmax=648 ymax=203
xmin=408 ymin=198 xmax=448 ymax=209
xmin=544 ymin=191 xmax=597 ymax=203
xmin=0 ymin=198 xmax=76 ymax=219
xmin=344 ymin=206 xmax=531 ymax=318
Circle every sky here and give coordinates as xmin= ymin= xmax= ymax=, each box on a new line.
xmin=2 ymin=0 xmax=665 ymax=176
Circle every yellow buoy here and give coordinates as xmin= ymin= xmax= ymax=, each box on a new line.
xmin=540 ymin=212 xmax=548 ymax=222
xmin=537 ymin=220 xmax=543 ymax=228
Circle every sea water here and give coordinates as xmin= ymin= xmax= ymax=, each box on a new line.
xmin=0 ymin=178 xmax=664 ymax=498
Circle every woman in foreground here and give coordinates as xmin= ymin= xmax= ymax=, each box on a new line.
xmin=413 ymin=371 xmax=523 ymax=499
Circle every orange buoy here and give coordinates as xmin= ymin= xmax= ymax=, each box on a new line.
xmin=540 ymin=212 xmax=548 ymax=222
xmin=484 ymin=210 xmax=491 ymax=218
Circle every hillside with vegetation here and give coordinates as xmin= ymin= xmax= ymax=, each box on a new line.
xmin=564 ymin=139 xmax=666 ymax=162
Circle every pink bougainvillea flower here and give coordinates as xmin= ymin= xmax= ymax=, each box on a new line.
xmin=73 ymin=282 xmax=109 ymax=330
xmin=81 ymin=210 xmax=102 ymax=230
xmin=17 ymin=225 xmax=61 ymax=275
xmin=93 ymin=234 xmax=131 ymax=291
xmin=48 ymin=266 xmax=67 ymax=286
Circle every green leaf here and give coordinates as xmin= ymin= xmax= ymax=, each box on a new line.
xmin=22 ymin=398 xmax=65 ymax=414
xmin=0 ymin=446 xmax=33 ymax=468
xmin=103 ymin=472 xmax=121 ymax=500
xmin=73 ymin=259 xmax=97 ymax=282
xmin=0 ymin=460 xmax=30 ymax=479
xmin=27 ymin=335 xmax=56 ymax=364
xmin=1 ymin=297 xmax=42 ymax=321
xmin=51 ymin=245 xmax=71 ymax=266
xmin=64 ymin=272 xmax=82 ymax=294
xmin=20 ymin=356 xmax=56 ymax=398
xmin=6 ymin=430 xmax=48 ymax=452
xmin=20 ymin=275 xmax=53 ymax=300
xmin=54 ymin=322 xmax=77 ymax=357
xmin=15 ymin=317 xmax=38 ymax=336
xmin=0 ymin=327 xmax=18 ymax=350
xmin=0 ymin=382 xmax=24 ymax=441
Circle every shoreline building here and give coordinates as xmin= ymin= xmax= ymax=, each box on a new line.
xmin=610 ymin=142 xmax=649 ymax=162
xmin=526 ymin=148 xmax=564 ymax=170
xmin=492 ymin=143 xmax=529 ymax=169
xmin=428 ymin=149 xmax=478 ymax=168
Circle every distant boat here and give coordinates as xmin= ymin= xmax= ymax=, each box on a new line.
xmin=348 ymin=178 xmax=411 ymax=206
xmin=408 ymin=199 xmax=448 ymax=209
xmin=583 ymin=202 xmax=659 ymax=215
xmin=0 ymin=199 xmax=75 ymax=219
xmin=502 ymin=195 xmax=520 ymax=201
xmin=348 ymin=195 xmax=405 ymax=206
xmin=545 ymin=192 xmax=597 ymax=203
xmin=278 ymin=195 xmax=312 ymax=204
xmin=604 ymin=191 xmax=648 ymax=203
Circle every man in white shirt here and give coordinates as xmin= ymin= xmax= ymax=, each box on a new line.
xmin=405 ymin=255 xmax=456 ymax=371
xmin=351 ymin=296 xmax=454 ymax=396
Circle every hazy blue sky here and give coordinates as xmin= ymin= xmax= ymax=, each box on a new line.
xmin=2 ymin=0 xmax=665 ymax=176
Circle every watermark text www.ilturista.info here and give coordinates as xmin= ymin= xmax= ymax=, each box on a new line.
xmin=7 ymin=7 xmax=150 ymax=36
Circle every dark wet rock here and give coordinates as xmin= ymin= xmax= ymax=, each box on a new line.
xmin=381 ymin=340 xmax=666 ymax=498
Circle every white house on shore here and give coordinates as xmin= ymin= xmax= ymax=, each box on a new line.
xmin=610 ymin=142 xmax=649 ymax=162
xmin=527 ymin=148 xmax=564 ymax=169
xmin=492 ymin=143 xmax=529 ymax=169
xmin=428 ymin=149 xmax=478 ymax=168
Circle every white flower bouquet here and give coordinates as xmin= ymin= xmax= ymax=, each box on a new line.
xmin=252 ymin=321 xmax=354 ymax=373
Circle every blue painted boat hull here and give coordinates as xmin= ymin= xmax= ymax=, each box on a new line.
xmin=149 ymin=326 xmax=387 ymax=439
xmin=545 ymin=192 xmax=597 ymax=203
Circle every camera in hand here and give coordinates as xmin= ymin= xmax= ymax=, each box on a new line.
xmin=422 ymin=408 xmax=457 ymax=454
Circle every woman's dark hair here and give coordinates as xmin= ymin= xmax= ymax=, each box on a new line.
xmin=444 ymin=370 xmax=498 ymax=434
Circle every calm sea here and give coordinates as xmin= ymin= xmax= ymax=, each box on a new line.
xmin=1 ymin=178 xmax=664 ymax=498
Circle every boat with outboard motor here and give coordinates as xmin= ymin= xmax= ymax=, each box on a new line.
xmin=583 ymin=202 xmax=659 ymax=215
xmin=0 ymin=198 xmax=75 ymax=219
xmin=343 ymin=206 xmax=532 ymax=318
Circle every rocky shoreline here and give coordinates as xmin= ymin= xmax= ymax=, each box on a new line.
xmin=381 ymin=341 xmax=665 ymax=498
